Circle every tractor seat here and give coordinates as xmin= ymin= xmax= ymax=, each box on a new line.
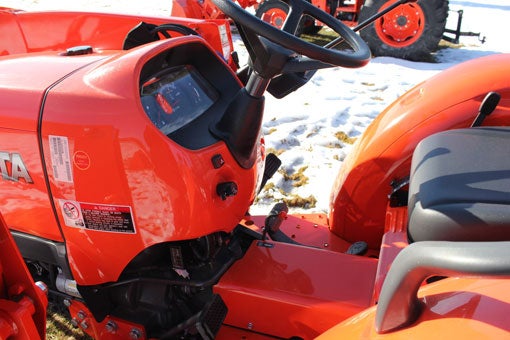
xmin=408 ymin=127 xmax=510 ymax=242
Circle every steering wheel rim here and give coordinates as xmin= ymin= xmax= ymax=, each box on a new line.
xmin=211 ymin=0 xmax=371 ymax=69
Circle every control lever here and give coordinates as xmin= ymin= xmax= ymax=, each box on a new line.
xmin=471 ymin=91 xmax=501 ymax=127
xmin=262 ymin=202 xmax=298 ymax=244
xmin=258 ymin=153 xmax=282 ymax=194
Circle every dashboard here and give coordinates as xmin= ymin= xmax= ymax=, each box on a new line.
xmin=139 ymin=41 xmax=242 ymax=150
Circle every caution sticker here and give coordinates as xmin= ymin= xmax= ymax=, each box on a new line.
xmin=218 ymin=24 xmax=231 ymax=60
xmin=59 ymin=200 xmax=136 ymax=234
xmin=49 ymin=135 xmax=73 ymax=183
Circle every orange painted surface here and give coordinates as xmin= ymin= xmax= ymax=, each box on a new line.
xmin=0 ymin=10 xmax=235 ymax=67
xmin=215 ymin=241 xmax=377 ymax=339
xmin=1 ymin=7 xmax=510 ymax=340
xmin=0 ymin=34 xmax=254 ymax=284
xmin=68 ymin=300 xmax=147 ymax=340
xmin=217 ymin=325 xmax=277 ymax=339
xmin=318 ymin=278 xmax=510 ymax=339
xmin=372 ymin=206 xmax=409 ymax=304
xmin=0 ymin=213 xmax=47 ymax=340
xmin=0 ymin=130 xmax=64 ymax=241
xmin=329 ymin=53 xmax=510 ymax=249
xmin=39 ymin=37 xmax=253 ymax=284
xmin=172 ymin=0 xmax=260 ymax=20
xmin=242 ymin=213 xmax=353 ymax=253
xmin=372 ymin=232 xmax=408 ymax=304
xmin=0 ymin=9 xmax=243 ymax=284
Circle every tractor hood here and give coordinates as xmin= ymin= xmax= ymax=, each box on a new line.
xmin=0 ymin=51 xmax=107 ymax=132
xmin=2 ymin=36 xmax=262 ymax=285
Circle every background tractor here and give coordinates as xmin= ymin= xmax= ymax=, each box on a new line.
xmin=172 ymin=0 xmax=481 ymax=61
xmin=256 ymin=0 xmax=450 ymax=60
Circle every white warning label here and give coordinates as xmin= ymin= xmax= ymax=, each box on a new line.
xmin=59 ymin=200 xmax=136 ymax=234
xmin=49 ymin=135 xmax=73 ymax=183
xmin=59 ymin=200 xmax=85 ymax=228
xmin=218 ymin=24 xmax=231 ymax=60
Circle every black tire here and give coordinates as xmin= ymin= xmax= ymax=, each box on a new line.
xmin=301 ymin=19 xmax=322 ymax=35
xmin=359 ymin=0 xmax=448 ymax=61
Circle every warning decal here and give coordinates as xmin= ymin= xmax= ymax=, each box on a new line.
xmin=62 ymin=201 xmax=81 ymax=219
xmin=49 ymin=135 xmax=73 ymax=183
xmin=59 ymin=200 xmax=136 ymax=234
xmin=218 ymin=24 xmax=231 ymax=60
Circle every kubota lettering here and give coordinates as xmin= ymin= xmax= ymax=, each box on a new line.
xmin=0 ymin=152 xmax=34 ymax=184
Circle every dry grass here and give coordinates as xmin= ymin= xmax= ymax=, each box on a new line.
xmin=280 ymin=166 xmax=309 ymax=187
xmin=266 ymin=127 xmax=277 ymax=135
xmin=335 ymin=131 xmax=356 ymax=144
xmin=283 ymin=194 xmax=317 ymax=208
xmin=266 ymin=147 xmax=286 ymax=156
xmin=47 ymin=311 xmax=91 ymax=340
xmin=257 ymin=166 xmax=317 ymax=209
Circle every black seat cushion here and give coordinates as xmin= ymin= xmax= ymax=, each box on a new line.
xmin=408 ymin=127 xmax=510 ymax=242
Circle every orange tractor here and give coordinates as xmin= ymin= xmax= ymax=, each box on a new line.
xmin=0 ymin=1 xmax=509 ymax=339
xmin=172 ymin=0 xmax=483 ymax=61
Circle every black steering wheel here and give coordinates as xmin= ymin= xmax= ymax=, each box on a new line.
xmin=211 ymin=0 xmax=371 ymax=71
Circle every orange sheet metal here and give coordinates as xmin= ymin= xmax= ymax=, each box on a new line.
xmin=318 ymin=278 xmax=510 ymax=339
xmin=215 ymin=240 xmax=378 ymax=339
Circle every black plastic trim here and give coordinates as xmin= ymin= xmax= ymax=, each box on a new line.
xmin=376 ymin=241 xmax=510 ymax=333
xmin=11 ymin=230 xmax=73 ymax=278
xmin=209 ymin=88 xmax=264 ymax=168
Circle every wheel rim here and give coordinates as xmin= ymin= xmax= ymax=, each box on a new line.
xmin=374 ymin=1 xmax=425 ymax=48
xmin=260 ymin=7 xmax=288 ymax=29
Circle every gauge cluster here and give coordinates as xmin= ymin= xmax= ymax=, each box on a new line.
xmin=141 ymin=65 xmax=219 ymax=135
xmin=139 ymin=41 xmax=242 ymax=150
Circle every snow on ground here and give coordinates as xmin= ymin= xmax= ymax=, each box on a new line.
xmin=4 ymin=0 xmax=509 ymax=215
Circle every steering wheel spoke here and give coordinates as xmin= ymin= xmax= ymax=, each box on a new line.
xmin=281 ymin=10 xmax=302 ymax=34
xmin=280 ymin=0 xmax=305 ymax=34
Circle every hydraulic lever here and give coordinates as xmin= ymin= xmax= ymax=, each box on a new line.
xmin=471 ymin=91 xmax=501 ymax=127
xmin=261 ymin=202 xmax=299 ymax=244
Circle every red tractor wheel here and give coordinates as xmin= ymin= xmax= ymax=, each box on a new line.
xmin=255 ymin=0 xmax=321 ymax=34
xmin=359 ymin=0 xmax=448 ymax=60
xmin=256 ymin=0 xmax=288 ymax=29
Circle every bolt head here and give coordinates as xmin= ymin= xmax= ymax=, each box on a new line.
xmin=105 ymin=320 xmax=118 ymax=333
xmin=34 ymin=281 xmax=48 ymax=295
xmin=80 ymin=320 xmax=89 ymax=330
xmin=129 ymin=328 xmax=142 ymax=339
